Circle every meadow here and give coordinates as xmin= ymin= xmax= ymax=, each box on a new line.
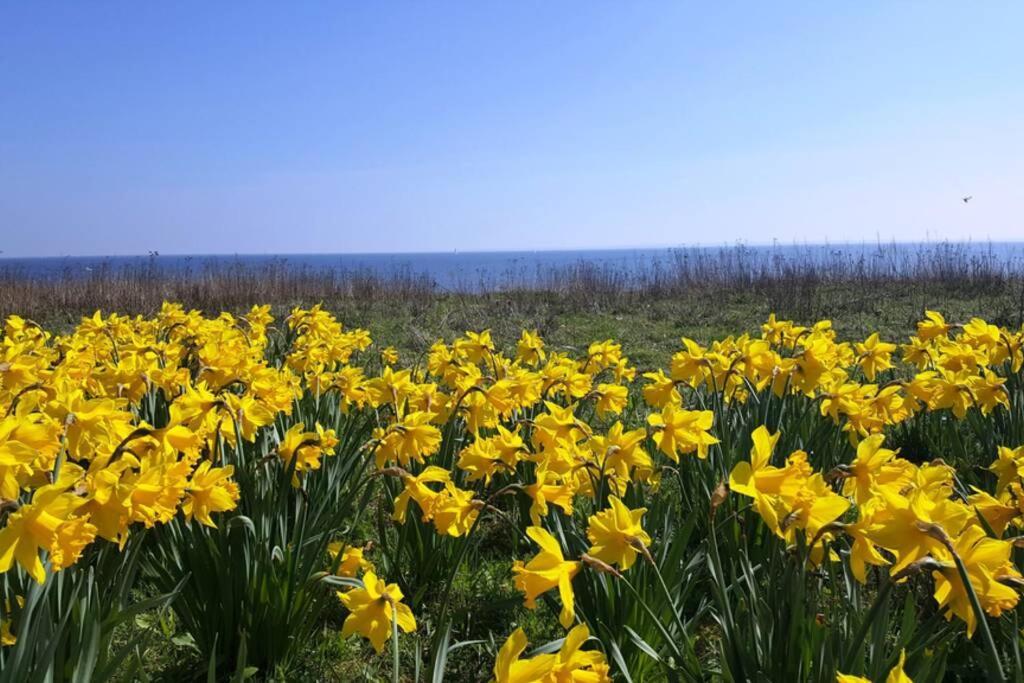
xmin=2 ymin=247 xmax=1024 ymax=681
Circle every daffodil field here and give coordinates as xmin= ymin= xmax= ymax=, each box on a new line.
xmin=3 ymin=304 xmax=1024 ymax=682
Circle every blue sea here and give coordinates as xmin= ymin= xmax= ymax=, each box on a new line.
xmin=2 ymin=242 xmax=1023 ymax=290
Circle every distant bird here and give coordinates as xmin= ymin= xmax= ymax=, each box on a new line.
xmin=962 ymin=196 xmax=973 ymax=203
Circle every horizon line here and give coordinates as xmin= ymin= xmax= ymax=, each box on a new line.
xmin=3 ymin=237 xmax=1023 ymax=261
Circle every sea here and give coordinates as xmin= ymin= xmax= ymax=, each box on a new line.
xmin=2 ymin=242 xmax=1024 ymax=291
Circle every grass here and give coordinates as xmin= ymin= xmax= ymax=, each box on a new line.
xmin=317 ymin=283 xmax=1024 ymax=373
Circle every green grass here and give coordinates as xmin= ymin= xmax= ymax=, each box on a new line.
xmin=320 ymin=283 xmax=1024 ymax=372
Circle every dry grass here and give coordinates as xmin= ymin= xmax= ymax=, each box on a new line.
xmin=2 ymin=243 xmax=1022 ymax=333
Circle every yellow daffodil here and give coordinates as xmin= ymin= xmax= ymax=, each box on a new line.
xmin=0 ymin=466 xmax=93 ymax=582
xmin=586 ymin=496 xmax=650 ymax=570
xmin=337 ymin=571 xmax=416 ymax=653
xmin=373 ymin=411 xmax=442 ymax=469
xmin=729 ymin=426 xmax=787 ymax=532
xmin=380 ymin=346 xmax=399 ymax=366
xmin=593 ymin=383 xmax=628 ymax=418
xmin=647 ymin=404 xmax=717 ymax=461
xmin=837 ymin=649 xmax=912 ymax=682
xmin=327 ymin=542 xmax=374 ymax=577
xmin=492 ymin=627 xmax=556 ymax=682
xmin=181 ymin=462 xmax=239 ymax=528
xmin=516 ymin=330 xmax=546 ymax=366
xmin=525 ymin=469 xmax=576 ymax=525
xmin=932 ymin=526 xmax=1022 ymax=637
xmin=641 ymin=369 xmax=680 ymax=408
xmin=392 ymin=466 xmax=451 ymax=524
xmin=855 ymin=333 xmax=896 ymax=381
xmin=492 ymin=624 xmax=610 ymax=683
xmin=512 ymin=526 xmax=581 ymax=628
xmin=841 ymin=434 xmax=907 ymax=504
xmin=917 ymin=310 xmax=951 ymax=341
xmin=989 ymin=445 xmax=1024 ymax=495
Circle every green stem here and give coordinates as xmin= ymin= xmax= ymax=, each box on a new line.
xmin=390 ymin=598 xmax=401 ymax=683
xmin=619 ymin=575 xmax=685 ymax=662
xmin=843 ymin=573 xmax=893 ymax=668
xmin=645 ymin=556 xmax=701 ymax=681
xmin=646 ymin=552 xmax=689 ymax=642
xmin=950 ymin=551 xmax=1005 ymax=681
xmin=435 ymin=514 xmax=485 ymax=625
xmin=707 ymin=521 xmax=747 ymax=681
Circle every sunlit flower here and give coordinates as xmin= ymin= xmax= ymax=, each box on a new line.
xmin=647 ymin=404 xmax=717 ymax=461
xmin=337 ymin=571 xmax=416 ymax=653
xmin=512 ymin=526 xmax=581 ymax=628
xmin=586 ymin=496 xmax=650 ymax=571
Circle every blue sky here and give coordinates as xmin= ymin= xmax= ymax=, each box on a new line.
xmin=1 ymin=2 xmax=1022 ymax=257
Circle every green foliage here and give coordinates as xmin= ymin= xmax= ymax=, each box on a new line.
xmin=142 ymin=398 xmax=376 ymax=679
xmin=0 ymin=537 xmax=178 ymax=683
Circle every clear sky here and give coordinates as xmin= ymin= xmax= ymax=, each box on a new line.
xmin=2 ymin=2 xmax=1022 ymax=257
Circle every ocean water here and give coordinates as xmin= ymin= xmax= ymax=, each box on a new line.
xmin=2 ymin=242 xmax=1023 ymax=290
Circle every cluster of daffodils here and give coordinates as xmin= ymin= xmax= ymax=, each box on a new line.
xmin=0 ymin=304 xmax=371 ymax=645
xmin=353 ymin=331 xmax=654 ymax=667
xmin=3 ymin=305 xmax=1023 ymax=679
xmin=489 ymin=313 xmax=1021 ymax=675
xmin=729 ymin=426 xmax=850 ymax=563
xmin=340 ymin=313 xmax=1024 ymax=674
xmin=372 ymin=331 xmax=655 ymax=538
xmin=731 ymin=428 xmax=1024 ymax=635
xmin=650 ymin=312 xmax=1015 ymax=443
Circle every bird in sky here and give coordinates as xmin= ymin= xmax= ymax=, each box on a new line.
xmin=962 ymin=196 xmax=973 ymax=203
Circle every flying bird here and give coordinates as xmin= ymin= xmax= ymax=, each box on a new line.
xmin=962 ymin=196 xmax=972 ymax=203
